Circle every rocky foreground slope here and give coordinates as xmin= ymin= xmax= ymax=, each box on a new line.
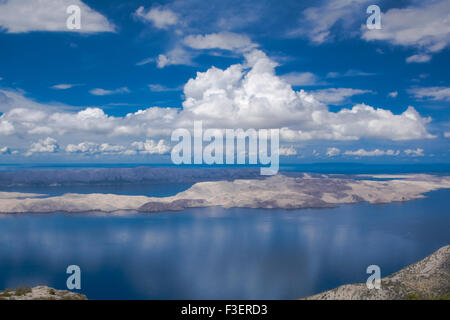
xmin=0 ymin=286 xmax=87 ymax=300
xmin=303 ymin=245 xmax=450 ymax=300
xmin=0 ymin=174 xmax=449 ymax=213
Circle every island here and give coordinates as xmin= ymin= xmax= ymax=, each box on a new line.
xmin=0 ymin=173 xmax=449 ymax=214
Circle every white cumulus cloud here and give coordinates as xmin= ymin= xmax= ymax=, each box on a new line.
xmin=0 ymin=146 xmax=11 ymax=155
xmin=281 ymin=72 xmax=320 ymax=86
xmin=408 ymin=86 xmax=450 ymax=101
xmin=0 ymin=0 xmax=115 ymax=33
xmin=26 ymin=137 xmax=59 ymax=156
xmin=134 ymin=6 xmax=178 ymax=29
xmin=89 ymin=87 xmax=130 ymax=96
xmin=51 ymin=84 xmax=77 ymax=90
xmin=362 ymin=0 xmax=450 ymax=61
xmin=326 ymin=147 xmax=341 ymax=157
xmin=404 ymin=148 xmax=424 ymax=156
xmin=0 ymin=120 xmax=15 ymax=135
xmin=326 ymin=70 xmax=376 ymax=78
xmin=311 ymin=88 xmax=373 ymax=105
xmin=388 ymin=91 xmax=398 ymax=98
xmin=344 ymin=149 xmax=400 ymax=157
xmin=279 ymin=146 xmax=297 ymax=156
xmin=65 ymin=140 xmax=170 ymax=156
xmin=291 ymin=0 xmax=372 ymax=43
xmin=183 ymin=32 xmax=257 ymax=52
xmin=291 ymin=0 xmax=450 ymax=63
xmin=131 ymin=140 xmax=171 ymax=155
xmin=182 ymin=50 xmax=433 ymax=140
xmin=0 ymin=49 xmax=437 ymax=157
xmin=156 ymin=47 xmax=194 ymax=68
xmin=148 ymin=84 xmax=182 ymax=92
xmin=66 ymin=142 xmax=126 ymax=155
xmin=406 ymin=54 xmax=432 ymax=64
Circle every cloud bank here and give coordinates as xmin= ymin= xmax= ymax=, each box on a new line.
xmin=344 ymin=149 xmax=400 ymax=157
xmin=408 ymin=86 xmax=450 ymax=101
xmin=134 ymin=6 xmax=178 ymax=29
xmin=294 ymin=0 xmax=450 ymax=62
xmin=0 ymin=0 xmax=115 ymax=33
xmin=183 ymin=32 xmax=257 ymax=52
xmin=0 ymin=50 xmax=435 ymax=156
xmin=362 ymin=0 xmax=450 ymax=59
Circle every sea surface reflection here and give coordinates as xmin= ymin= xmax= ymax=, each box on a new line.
xmin=0 ymin=189 xmax=449 ymax=299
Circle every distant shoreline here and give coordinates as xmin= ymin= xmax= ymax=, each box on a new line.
xmin=0 ymin=173 xmax=449 ymax=214
xmin=1 ymin=163 xmax=450 ymax=174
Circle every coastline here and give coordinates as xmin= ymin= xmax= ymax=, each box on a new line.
xmin=301 ymin=245 xmax=450 ymax=300
xmin=0 ymin=173 xmax=449 ymax=214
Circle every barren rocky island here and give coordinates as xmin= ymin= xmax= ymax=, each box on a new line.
xmin=0 ymin=172 xmax=449 ymax=214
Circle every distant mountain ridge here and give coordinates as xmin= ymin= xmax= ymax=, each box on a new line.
xmin=0 ymin=167 xmax=262 ymax=186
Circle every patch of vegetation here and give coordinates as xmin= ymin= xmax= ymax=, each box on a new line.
xmin=0 ymin=288 xmax=12 ymax=297
xmin=0 ymin=286 xmax=87 ymax=300
xmin=406 ymin=293 xmax=422 ymax=300
xmin=406 ymin=292 xmax=450 ymax=300
xmin=14 ymin=286 xmax=32 ymax=296
xmin=35 ymin=296 xmax=56 ymax=300
xmin=61 ymin=293 xmax=87 ymax=300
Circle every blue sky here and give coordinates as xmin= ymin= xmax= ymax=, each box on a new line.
xmin=0 ymin=0 xmax=449 ymax=164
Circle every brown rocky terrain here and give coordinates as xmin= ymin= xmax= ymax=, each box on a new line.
xmin=0 ymin=286 xmax=87 ymax=300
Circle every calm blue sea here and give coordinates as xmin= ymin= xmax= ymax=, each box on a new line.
xmin=1 ymin=162 xmax=450 ymax=174
xmin=0 ymin=164 xmax=449 ymax=299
